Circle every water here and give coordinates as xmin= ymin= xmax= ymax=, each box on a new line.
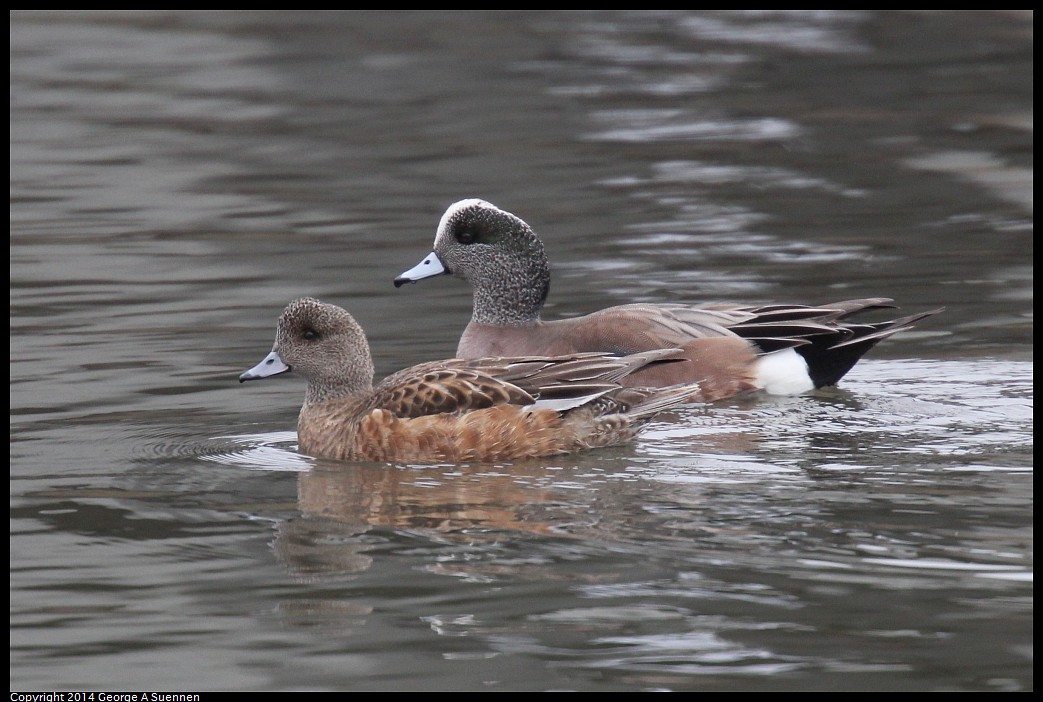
xmin=10 ymin=10 xmax=1032 ymax=692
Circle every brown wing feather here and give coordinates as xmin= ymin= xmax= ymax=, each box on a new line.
xmin=367 ymin=350 xmax=687 ymax=419
xmin=366 ymin=368 xmax=536 ymax=419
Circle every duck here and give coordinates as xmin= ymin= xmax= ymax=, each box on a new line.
xmin=394 ymin=198 xmax=942 ymax=401
xmin=239 ymin=297 xmax=700 ymax=464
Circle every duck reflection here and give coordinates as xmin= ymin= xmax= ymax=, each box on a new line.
xmin=272 ymin=457 xmax=612 ymax=579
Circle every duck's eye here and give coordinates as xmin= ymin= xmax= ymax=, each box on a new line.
xmin=456 ymin=228 xmax=475 ymax=245
xmin=302 ymin=329 xmax=319 ymax=341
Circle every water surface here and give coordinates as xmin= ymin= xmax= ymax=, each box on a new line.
xmin=10 ymin=10 xmax=1032 ymax=692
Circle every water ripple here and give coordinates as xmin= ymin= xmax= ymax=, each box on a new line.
xmin=201 ymin=431 xmax=312 ymax=472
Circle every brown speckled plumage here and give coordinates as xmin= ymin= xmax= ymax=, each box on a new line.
xmin=240 ymin=297 xmax=698 ymax=464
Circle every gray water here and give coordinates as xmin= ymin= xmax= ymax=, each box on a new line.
xmin=10 ymin=10 xmax=1032 ymax=692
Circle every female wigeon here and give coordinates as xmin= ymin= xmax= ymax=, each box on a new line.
xmin=240 ymin=297 xmax=699 ymax=464
xmin=395 ymin=199 xmax=942 ymax=401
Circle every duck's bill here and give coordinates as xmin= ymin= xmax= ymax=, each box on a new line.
xmin=239 ymin=350 xmax=290 ymax=382
xmin=393 ymin=251 xmax=448 ymax=287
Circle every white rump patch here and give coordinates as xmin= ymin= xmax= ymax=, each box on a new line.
xmin=754 ymin=348 xmax=814 ymax=395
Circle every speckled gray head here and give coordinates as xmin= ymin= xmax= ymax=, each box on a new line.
xmin=395 ymin=199 xmax=551 ymax=326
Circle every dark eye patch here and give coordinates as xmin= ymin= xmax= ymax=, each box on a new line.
xmin=454 ymin=222 xmax=500 ymax=246
xmin=303 ymin=328 xmax=319 ymax=341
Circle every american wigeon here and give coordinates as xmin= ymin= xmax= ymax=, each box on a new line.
xmin=239 ymin=297 xmax=700 ymax=464
xmin=395 ymin=199 xmax=943 ymax=401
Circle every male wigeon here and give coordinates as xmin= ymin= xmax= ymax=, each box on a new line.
xmin=395 ymin=199 xmax=942 ymax=401
xmin=239 ymin=297 xmax=700 ymax=464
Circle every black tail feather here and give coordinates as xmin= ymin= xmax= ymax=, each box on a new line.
xmin=730 ymin=300 xmax=943 ymax=387
xmin=796 ymin=308 xmax=944 ymax=387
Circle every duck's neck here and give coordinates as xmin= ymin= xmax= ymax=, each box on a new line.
xmin=470 ymin=265 xmax=550 ymax=327
xmin=303 ymin=382 xmax=362 ymax=407
xmin=302 ymin=357 xmax=375 ymax=407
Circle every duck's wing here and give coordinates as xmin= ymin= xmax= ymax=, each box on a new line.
xmin=365 ymin=365 xmax=536 ymax=419
xmin=610 ymin=298 xmax=936 ymax=354
xmin=367 ymin=349 xmax=688 ymax=419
